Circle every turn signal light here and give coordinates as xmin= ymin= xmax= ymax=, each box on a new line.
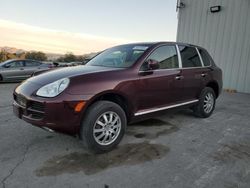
xmin=74 ymin=101 xmax=85 ymax=112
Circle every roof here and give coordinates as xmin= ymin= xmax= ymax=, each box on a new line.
xmin=113 ymin=41 xmax=203 ymax=48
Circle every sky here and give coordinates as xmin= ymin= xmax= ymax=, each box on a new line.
xmin=0 ymin=0 xmax=178 ymax=55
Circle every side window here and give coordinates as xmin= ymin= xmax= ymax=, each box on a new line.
xmin=199 ymin=49 xmax=211 ymax=66
xmin=179 ymin=46 xmax=202 ymax=68
xmin=25 ymin=60 xmax=41 ymax=67
xmin=142 ymin=45 xmax=179 ymax=70
xmin=6 ymin=61 xmax=24 ymax=68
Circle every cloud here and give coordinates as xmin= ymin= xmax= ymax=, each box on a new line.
xmin=0 ymin=19 xmax=129 ymax=55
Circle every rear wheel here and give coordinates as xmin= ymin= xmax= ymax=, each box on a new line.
xmin=193 ymin=87 xmax=216 ymax=118
xmin=80 ymin=101 xmax=126 ymax=153
xmin=0 ymin=75 xmax=2 ymax=82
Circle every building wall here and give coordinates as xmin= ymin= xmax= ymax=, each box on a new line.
xmin=177 ymin=0 xmax=250 ymax=93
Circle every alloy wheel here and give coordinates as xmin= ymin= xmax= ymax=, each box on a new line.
xmin=203 ymin=92 xmax=214 ymax=113
xmin=93 ymin=111 xmax=121 ymax=146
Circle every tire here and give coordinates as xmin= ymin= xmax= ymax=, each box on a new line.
xmin=80 ymin=101 xmax=127 ymax=153
xmin=193 ymin=87 xmax=216 ymax=118
xmin=0 ymin=75 xmax=2 ymax=82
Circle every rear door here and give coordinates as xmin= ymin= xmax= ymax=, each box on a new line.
xmin=177 ymin=45 xmax=205 ymax=101
xmin=24 ymin=60 xmax=42 ymax=77
xmin=136 ymin=45 xmax=183 ymax=112
xmin=198 ymin=48 xmax=213 ymax=84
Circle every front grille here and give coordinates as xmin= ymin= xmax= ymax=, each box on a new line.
xmin=14 ymin=94 xmax=45 ymax=120
xmin=30 ymin=101 xmax=45 ymax=112
xmin=29 ymin=111 xmax=44 ymax=119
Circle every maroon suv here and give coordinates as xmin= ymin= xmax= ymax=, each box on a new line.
xmin=13 ymin=42 xmax=222 ymax=153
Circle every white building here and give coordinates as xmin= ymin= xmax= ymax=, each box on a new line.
xmin=176 ymin=0 xmax=250 ymax=93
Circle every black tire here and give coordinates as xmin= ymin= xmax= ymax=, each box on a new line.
xmin=80 ymin=100 xmax=127 ymax=153
xmin=193 ymin=87 xmax=216 ymax=118
xmin=0 ymin=75 xmax=2 ymax=82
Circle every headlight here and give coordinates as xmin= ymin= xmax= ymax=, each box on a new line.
xmin=36 ymin=78 xmax=70 ymax=97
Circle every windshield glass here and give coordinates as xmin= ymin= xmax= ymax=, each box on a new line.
xmin=86 ymin=44 xmax=150 ymax=68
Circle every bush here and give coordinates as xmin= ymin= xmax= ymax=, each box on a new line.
xmin=25 ymin=51 xmax=47 ymax=61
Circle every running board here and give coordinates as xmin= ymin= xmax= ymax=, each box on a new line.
xmin=134 ymin=100 xmax=199 ymax=116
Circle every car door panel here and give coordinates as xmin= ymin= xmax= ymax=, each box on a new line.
xmin=134 ymin=45 xmax=183 ymax=112
xmin=2 ymin=61 xmax=25 ymax=81
xmin=178 ymin=45 xmax=204 ymax=101
xmin=181 ymin=68 xmax=205 ymax=100
xmin=24 ymin=60 xmax=42 ymax=77
xmin=136 ymin=69 xmax=183 ymax=111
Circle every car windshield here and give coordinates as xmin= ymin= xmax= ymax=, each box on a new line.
xmin=86 ymin=44 xmax=150 ymax=68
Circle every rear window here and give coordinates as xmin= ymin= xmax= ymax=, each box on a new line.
xmin=179 ymin=46 xmax=202 ymax=68
xmin=199 ymin=49 xmax=211 ymax=66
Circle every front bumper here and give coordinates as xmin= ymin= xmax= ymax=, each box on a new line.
xmin=13 ymin=92 xmax=88 ymax=135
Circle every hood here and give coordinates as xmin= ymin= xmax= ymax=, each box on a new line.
xmin=26 ymin=65 xmax=121 ymax=86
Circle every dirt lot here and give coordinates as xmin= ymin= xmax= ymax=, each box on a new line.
xmin=0 ymin=83 xmax=250 ymax=188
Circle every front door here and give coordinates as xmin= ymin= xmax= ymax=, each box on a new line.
xmin=2 ymin=60 xmax=26 ymax=81
xmin=136 ymin=45 xmax=183 ymax=112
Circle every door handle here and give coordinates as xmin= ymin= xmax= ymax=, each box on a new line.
xmin=201 ymin=73 xmax=207 ymax=77
xmin=20 ymin=68 xmax=24 ymax=70
xmin=175 ymin=75 xmax=184 ymax=80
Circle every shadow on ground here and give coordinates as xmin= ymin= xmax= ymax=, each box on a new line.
xmin=127 ymin=118 xmax=179 ymax=139
xmin=35 ymin=142 xmax=169 ymax=176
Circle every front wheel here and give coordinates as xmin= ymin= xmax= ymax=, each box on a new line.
xmin=80 ymin=101 xmax=126 ymax=153
xmin=193 ymin=87 xmax=216 ymax=118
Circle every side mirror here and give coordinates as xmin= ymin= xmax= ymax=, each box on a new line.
xmin=147 ymin=59 xmax=159 ymax=70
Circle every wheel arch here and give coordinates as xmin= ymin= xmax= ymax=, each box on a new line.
xmin=206 ymin=81 xmax=219 ymax=98
xmin=0 ymin=74 xmax=3 ymax=81
xmin=82 ymin=90 xmax=133 ymax=122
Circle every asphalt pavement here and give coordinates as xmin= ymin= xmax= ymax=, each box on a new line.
xmin=0 ymin=83 xmax=250 ymax=188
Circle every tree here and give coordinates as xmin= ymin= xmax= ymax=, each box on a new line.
xmin=25 ymin=51 xmax=47 ymax=61
xmin=0 ymin=51 xmax=5 ymax=62
xmin=56 ymin=52 xmax=78 ymax=62
xmin=76 ymin=55 xmax=88 ymax=62
xmin=63 ymin=53 xmax=77 ymax=62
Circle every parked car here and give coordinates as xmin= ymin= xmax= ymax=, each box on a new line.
xmin=31 ymin=68 xmax=57 ymax=77
xmin=82 ymin=58 xmax=92 ymax=65
xmin=13 ymin=42 xmax=222 ymax=153
xmin=0 ymin=59 xmax=53 ymax=82
xmin=31 ymin=62 xmax=60 ymax=77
